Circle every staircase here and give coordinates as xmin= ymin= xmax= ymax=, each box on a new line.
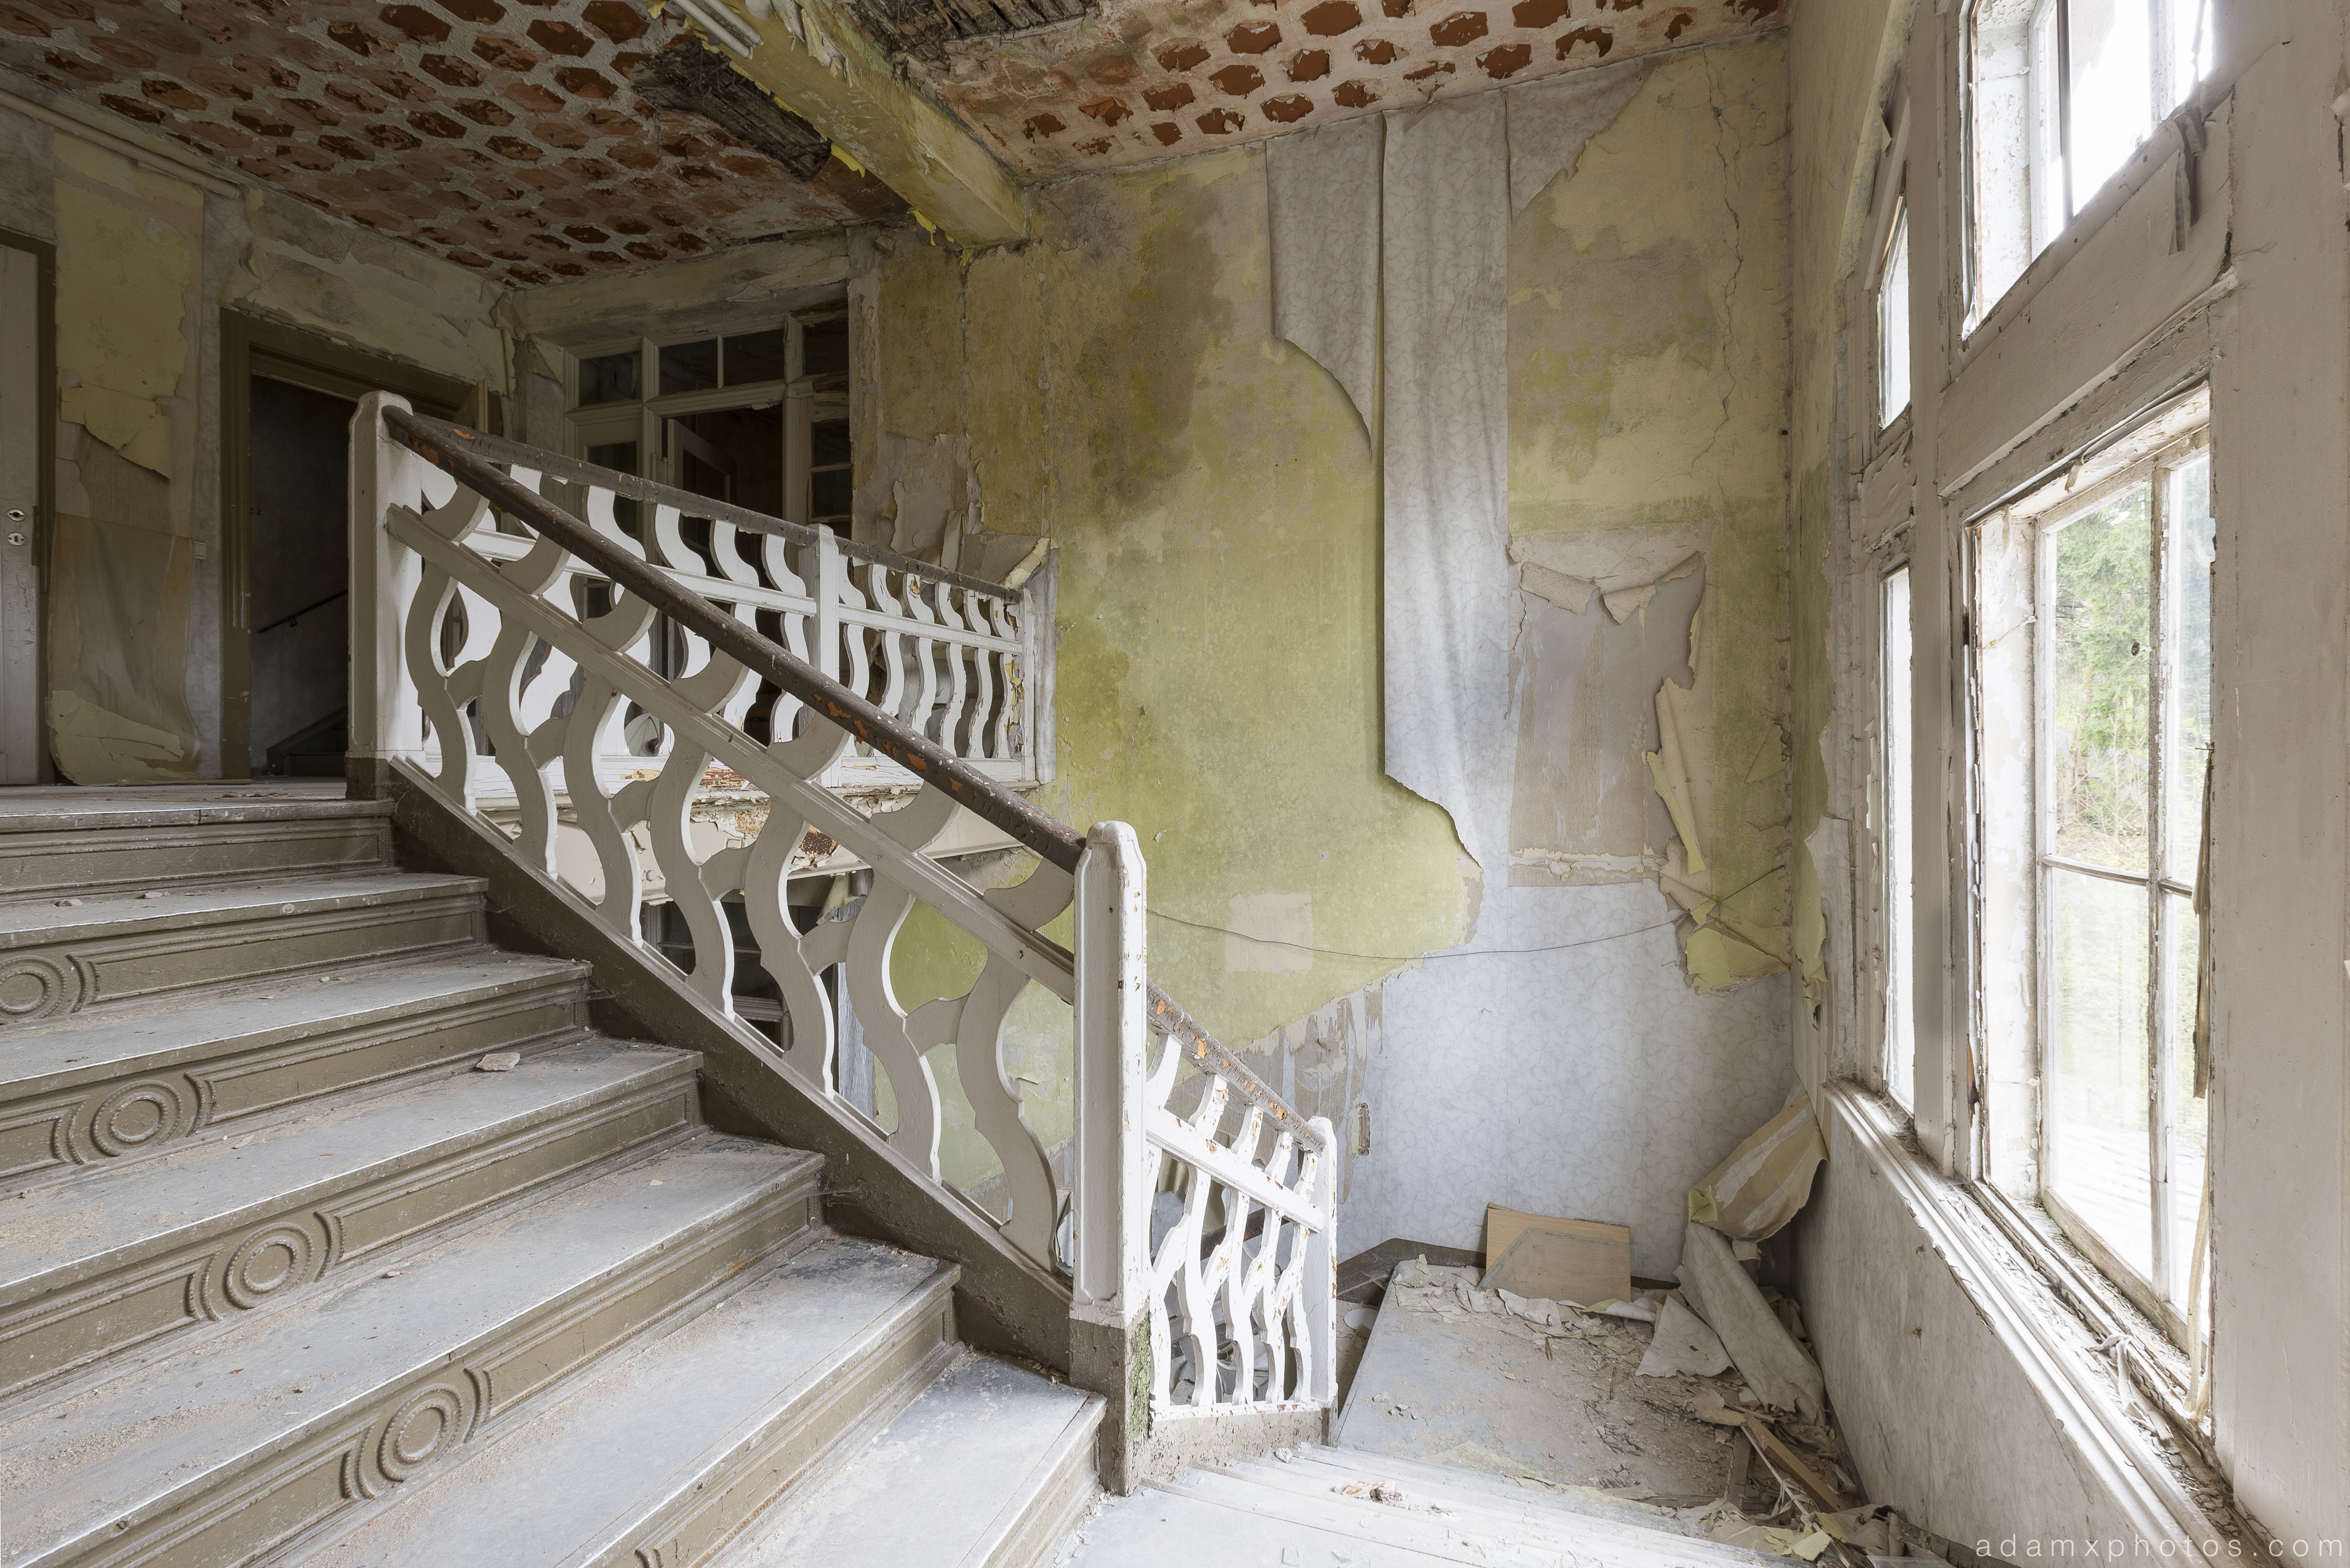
xmin=0 ymin=784 xmax=1102 ymax=1568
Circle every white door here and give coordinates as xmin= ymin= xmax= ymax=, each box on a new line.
xmin=0 ymin=243 xmax=39 ymax=784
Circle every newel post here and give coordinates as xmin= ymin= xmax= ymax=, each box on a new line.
xmin=1069 ymin=819 xmax=1151 ymax=1492
xmin=347 ymin=392 xmax=426 ymax=796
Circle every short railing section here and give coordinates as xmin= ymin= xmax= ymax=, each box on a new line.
xmin=351 ymin=394 xmax=1334 ymax=1429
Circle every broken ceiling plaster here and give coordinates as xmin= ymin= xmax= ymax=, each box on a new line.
xmin=0 ymin=0 xmax=902 ymax=294
xmin=921 ymin=0 xmax=1784 ymax=178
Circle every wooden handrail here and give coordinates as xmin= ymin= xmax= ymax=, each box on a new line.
xmin=378 ymin=403 xmax=1326 ymax=1153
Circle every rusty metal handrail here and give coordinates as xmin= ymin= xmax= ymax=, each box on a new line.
xmin=380 ymin=405 xmax=1326 ymax=1153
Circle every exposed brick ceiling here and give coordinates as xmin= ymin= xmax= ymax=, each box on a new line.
xmin=909 ymin=0 xmax=1787 ymax=177
xmin=0 ymin=0 xmax=905 ymax=290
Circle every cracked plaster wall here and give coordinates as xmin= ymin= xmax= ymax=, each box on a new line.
xmin=666 ymin=38 xmax=1799 ymax=1252
xmin=6 ymin=87 xmax=512 ymax=784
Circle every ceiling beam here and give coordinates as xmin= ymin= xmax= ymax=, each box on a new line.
xmin=670 ymin=0 xmax=1028 ymax=247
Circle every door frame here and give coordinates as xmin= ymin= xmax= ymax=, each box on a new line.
xmin=218 ymin=314 xmax=468 ymax=777
xmin=1 ymin=228 xmax=56 ymax=785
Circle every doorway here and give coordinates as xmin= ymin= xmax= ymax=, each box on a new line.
xmin=219 ymin=316 xmax=466 ymax=778
xmin=247 ymin=376 xmax=353 ymax=776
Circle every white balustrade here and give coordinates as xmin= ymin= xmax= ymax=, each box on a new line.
xmin=351 ymin=392 xmax=1336 ymax=1430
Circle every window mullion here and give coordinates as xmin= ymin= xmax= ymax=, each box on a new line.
xmin=2147 ymin=464 xmax=2174 ymax=1302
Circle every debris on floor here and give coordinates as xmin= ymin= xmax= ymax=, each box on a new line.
xmin=1334 ymin=1234 xmax=1881 ymax=1558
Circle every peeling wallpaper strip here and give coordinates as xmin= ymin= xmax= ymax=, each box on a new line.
xmin=1267 ymin=115 xmax=1382 ymax=434
xmin=1381 ymin=94 xmax=1514 ymax=871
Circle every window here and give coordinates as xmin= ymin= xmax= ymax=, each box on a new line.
xmin=1968 ymin=0 xmax=2213 ymax=318
xmin=1974 ymin=392 xmax=2211 ymax=1336
xmin=1882 ymin=563 xmax=1917 ymax=1108
xmin=1877 ymin=205 xmax=1912 ymax=430
xmin=565 ymin=309 xmax=852 ymax=533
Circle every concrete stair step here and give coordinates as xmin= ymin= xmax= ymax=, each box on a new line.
xmin=0 ymin=1130 xmax=825 ymax=1568
xmin=0 ymin=950 xmax=592 ymax=1185
xmin=0 ymin=795 xmax=394 ymax=904
xmin=0 ymin=785 xmax=380 ymax=838
xmin=0 ymin=873 xmax=487 ymax=1028
xmin=286 ymin=1237 xmax=964 ymax=1568
xmin=715 ymin=1350 xmax=1103 ymax=1568
xmin=0 ymin=1037 xmax=701 ymax=1401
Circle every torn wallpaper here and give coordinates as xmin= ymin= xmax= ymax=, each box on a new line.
xmin=1267 ymin=116 xmax=1383 ymax=437
xmin=1381 ymin=95 xmax=1515 ymax=871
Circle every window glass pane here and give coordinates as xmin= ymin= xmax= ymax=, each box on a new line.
xmin=1878 ymin=210 xmax=1911 ymax=429
xmin=2164 ymin=889 xmax=2207 ymax=1304
xmin=2048 ymin=868 xmax=2153 ymax=1283
xmin=660 ymin=337 xmax=719 ymax=394
xmin=802 ymin=316 xmax=849 ymax=379
xmin=2051 ymin=484 xmax=2153 ymax=870
xmin=1884 ymin=567 xmax=1916 ymax=1108
xmin=724 ymin=328 xmax=787 ymax=385
xmin=576 ymin=350 xmax=639 ymax=406
xmin=811 ymin=415 xmax=851 ymax=469
xmin=2067 ymin=0 xmax=2154 ymax=208
xmin=668 ymin=405 xmax=784 ymax=518
xmin=2166 ymin=453 xmax=2213 ymax=882
xmin=2029 ymin=0 xmax=2067 ymax=245
xmin=810 ymin=467 xmax=851 ymax=523
xmin=2165 ymin=0 xmax=2212 ymax=111
xmin=584 ymin=440 xmax=640 ymax=534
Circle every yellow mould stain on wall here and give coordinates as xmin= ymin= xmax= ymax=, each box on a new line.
xmin=49 ymin=138 xmax=204 ymax=783
xmin=53 ymin=139 xmax=197 ymax=482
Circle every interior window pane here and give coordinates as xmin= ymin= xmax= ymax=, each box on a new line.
xmin=583 ymin=440 xmax=640 ymax=534
xmin=576 ymin=350 xmax=639 ymax=406
xmin=802 ymin=317 xmax=849 ymax=379
xmin=2164 ymin=889 xmax=2207 ymax=1305
xmin=811 ymin=416 xmax=851 ymax=469
xmin=1884 ymin=566 xmax=1916 ymax=1109
xmin=668 ymin=406 xmax=784 ymax=519
xmin=1878 ymin=210 xmax=1911 ymax=430
xmin=2051 ymin=484 xmax=2153 ymax=870
xmin=810 ymin=467 xmax=852 ymax=523
xmin=2029 ymin=0 xmax=2066 ymax=244
xmin=2166 ymin=454 xmax=2214 ymax=882
xmin=2165 ymin=0 xmax=2212 ymax=110
xmin=724 ymin=328 xmax=788 ymax=385
xmin=2067 ymin=0 xmax=2154 ymax=208
xmin=660 ymin=337 xmax=719 ymax=395
xmin=2048 ymin=868 xmax=2154 ymax=1283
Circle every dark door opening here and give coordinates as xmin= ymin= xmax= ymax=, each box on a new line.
xmin=247 ymin=375 xmax=354 ymax=777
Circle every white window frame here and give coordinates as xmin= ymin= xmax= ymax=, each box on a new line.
xmin=1967 ymin=388 xmax=2212 ymax=1345
xmin=1963 ymin=0 xmax=2215 ymax=328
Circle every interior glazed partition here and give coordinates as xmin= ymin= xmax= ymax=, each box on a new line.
xmin=349 ymin=395 xmax=1337 ymax=1446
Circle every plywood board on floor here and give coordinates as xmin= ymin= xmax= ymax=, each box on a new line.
xmin=1333 ymin=1261 xmax=1752 ymax=1505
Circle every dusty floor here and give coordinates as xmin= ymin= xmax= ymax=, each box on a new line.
xmin=1333 ymin=1262 xmax=1855 ymax=1518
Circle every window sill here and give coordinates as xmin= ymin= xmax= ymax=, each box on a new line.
xmin=1816 ymin=1081 xmax=2228 ymax=1547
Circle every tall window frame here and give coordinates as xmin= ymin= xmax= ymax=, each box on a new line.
xmin=1972 ymin=390 xmax=2213 ymax=1344
xmin=1964 ymin=0 xmax=2214 ymax=325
